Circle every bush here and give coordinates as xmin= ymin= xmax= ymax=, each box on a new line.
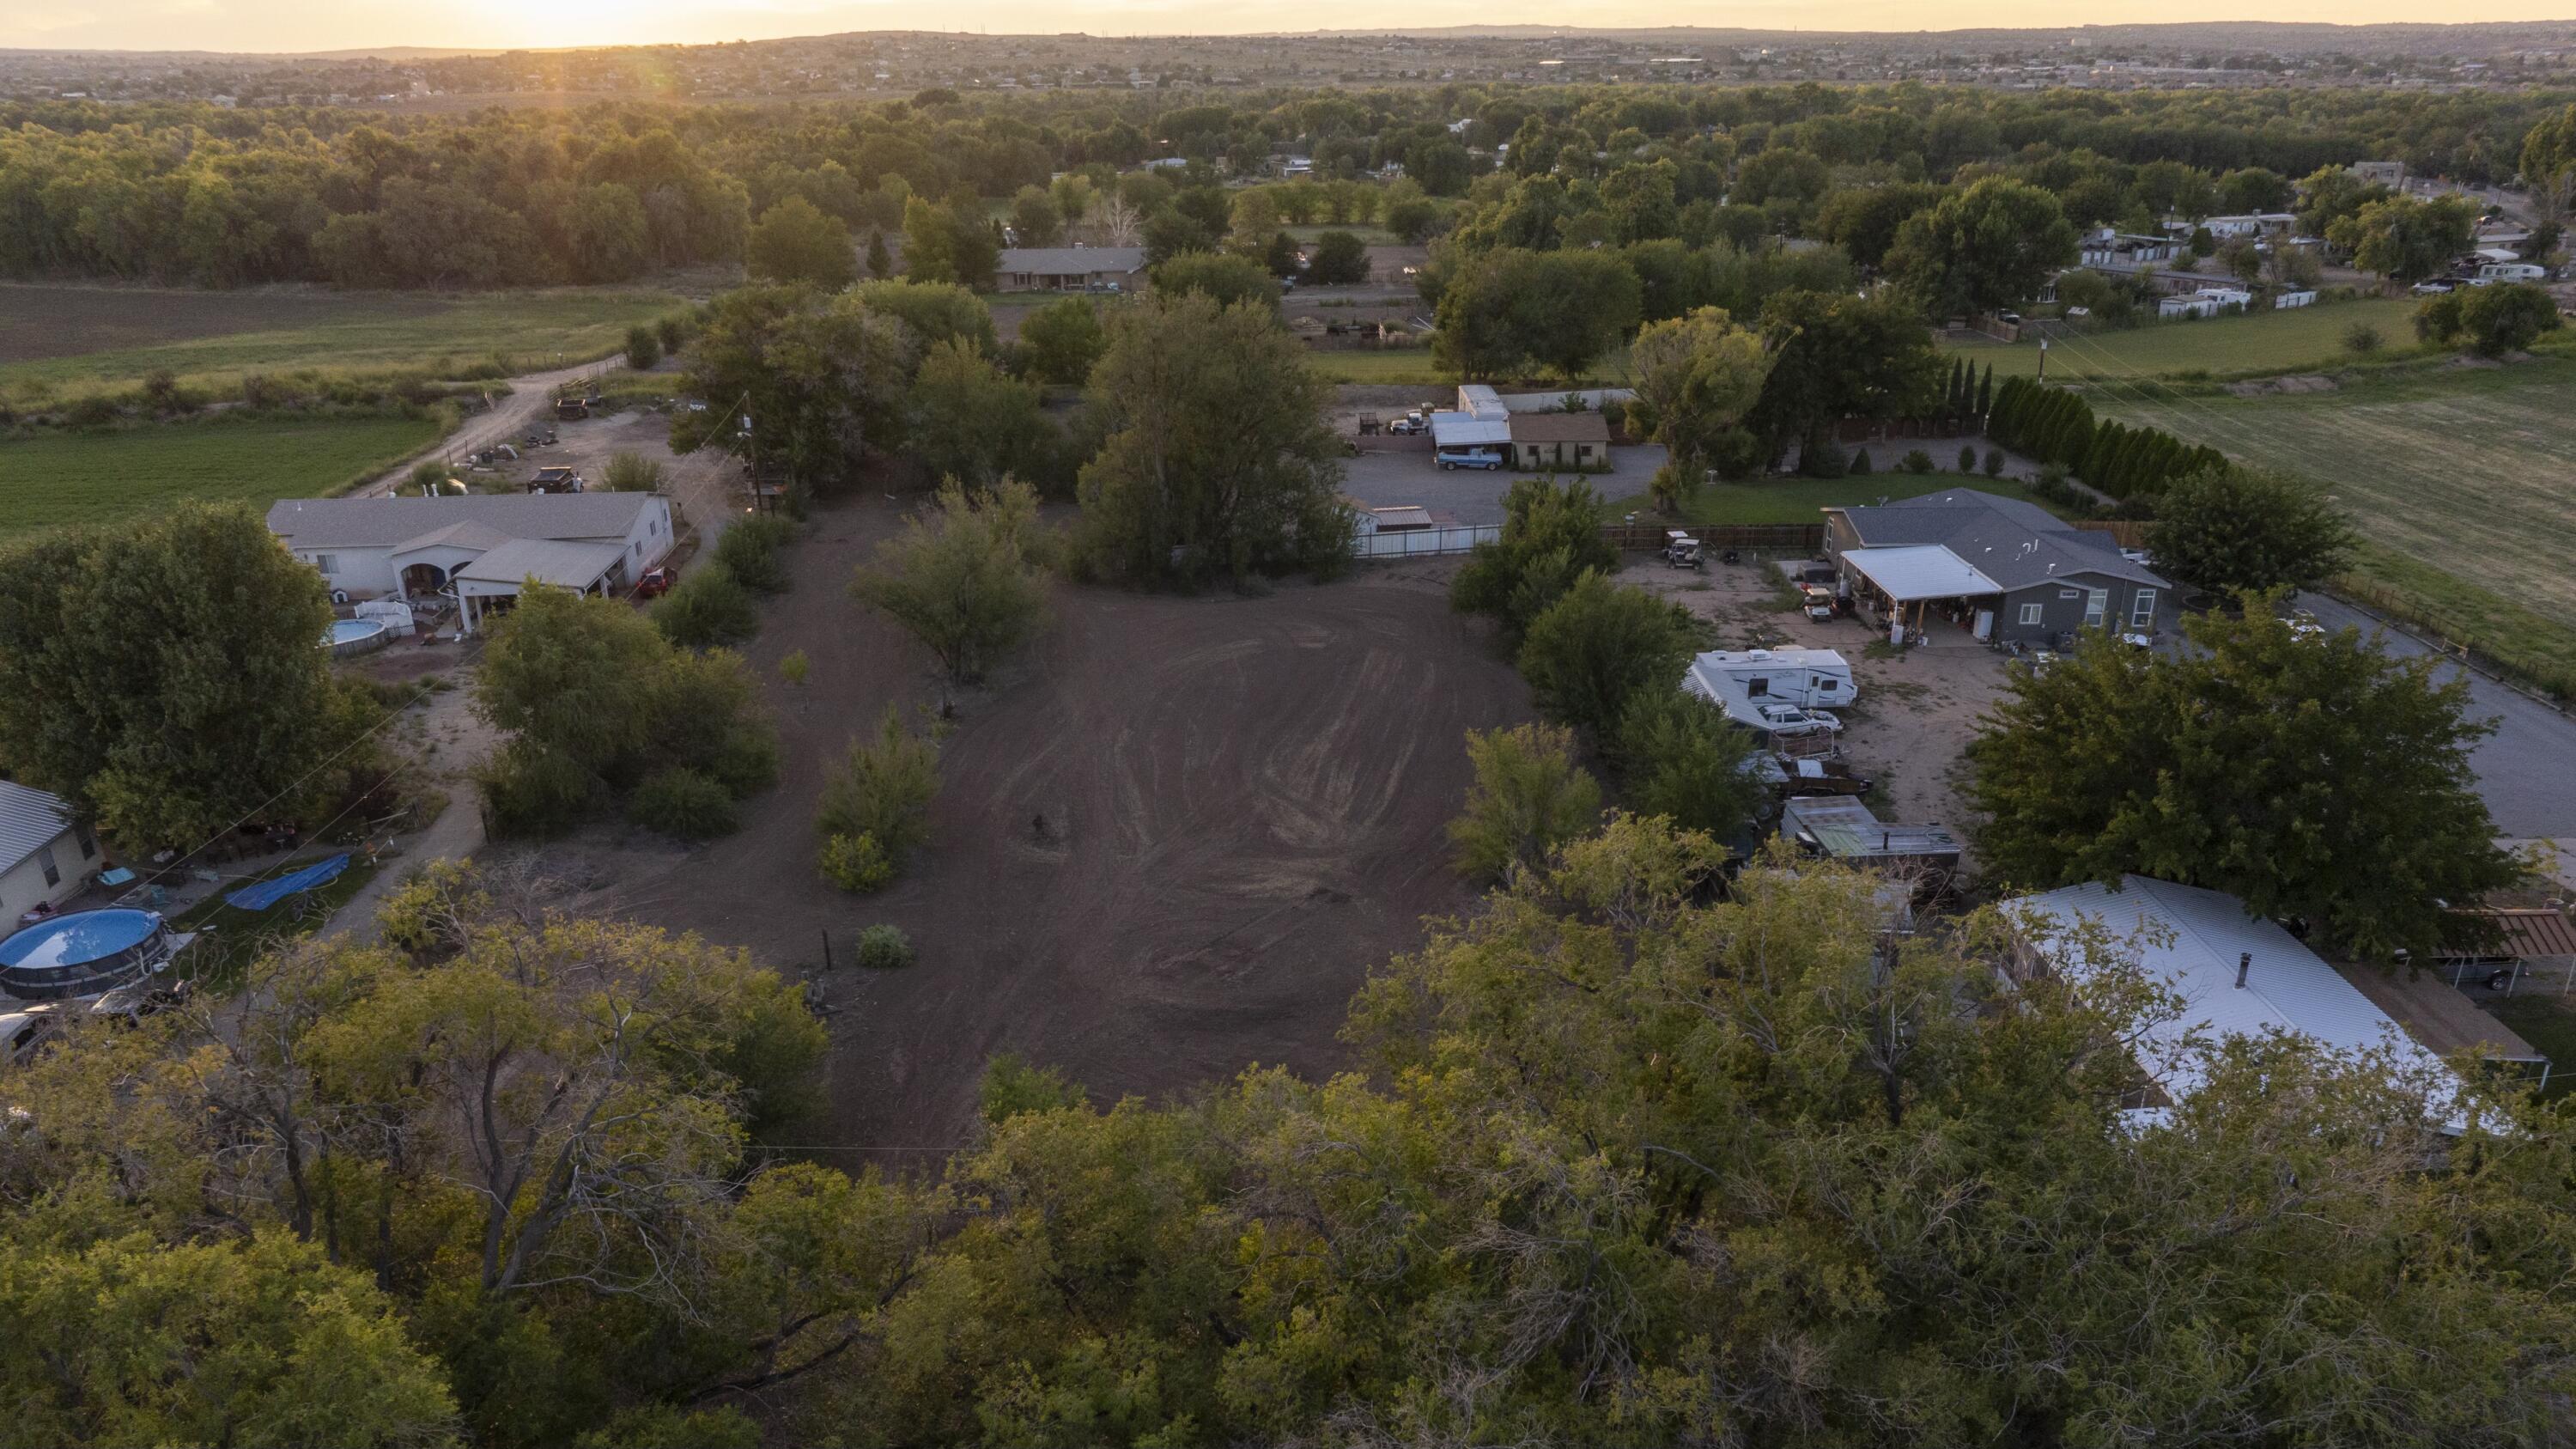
xmin=1614 ymin=688 xmax=1765 ymax=839
xmin=652 ymin=564 xmax=759 ymax=648
xmin=1957 ymin=444 xmax=1977 ymax=473
xmin=779 ymin=648 xmax=811 ymax=685
xmin=2343 ymin=320 xmax=2385 ymax=355
xmin=475 ymin=741 xmax=596 ymax=837
xmin=854 ymin=923 xmax=914 ymax=970
xmin=1449 ymin=477 xmax=1621 ymax=642
xmin=819 ymin=831 xmax=894 ymax=893
xmin=1848 ymin=447 xmax=1873 ymax=475
xmin=817 ymin=707 xmax=941 ymax=880
xmin=406 ymin=459 xmax=453 ymax=495
xmin=715 ymin=514 xmax=796 ymax=594
xmin=1982 ymin=447 xmax=2006 ymax=478
xmin=627 ymin=767 xmax=739 ymax=838
xmin=1899 ymin=448 xmax=1936 ymax=475
xmin=625 ymin=324 xmax=663 ymax=370
xmin=1447 ymin=722 xmax=1602 ymax=883
xmin=655 ymin=314 xmax=687 ymax=354
xmin=601 ymin=452 xmax=665 ymax=492
xmin=1517 ymin=573 xmax=1703 ymax=741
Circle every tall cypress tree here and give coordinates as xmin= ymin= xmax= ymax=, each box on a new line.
xmin=1975 ymin=363 xmax=1994 ymax=423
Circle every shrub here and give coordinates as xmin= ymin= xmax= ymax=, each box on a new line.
xmin=715 ymin=514 xmax=797 ymax=594
xmin=1957 ymin=444 xmax=1978 ymax=473
xmin=1899 ymin=448 xmax=1936 ymax=475
xmin=819 ymin=831 xmax=894 ymax=892
xmin=1517 ymin=574 xmax=1703 ymax=741
xmin=406 ymin=459 xmax=453 ymax=495
xmin=652 ymin=563 xmax=759 ymax=648
xmin=1848 ymin=447 xmax=1873 ymax=475
xmin=1983 ymin=447 xmax=2006 ymax=478
xmin=2343 ymin=320 xmax=2385 ymax=355
xmin=627 ymin=767 xmax=739 ymax=838
xmin=655 ymin=314 xmax=687 ymax=353
xmin=779 ymin=648 xmax=811 ymax=685
xmin=475 ymin=741 xmax=597 ymax=837
xmin=854 ymin=923 xmax=914 ymax=970
xmin=1448 ymin=722 xmax=1601 ymax=883
xmin=624 ymin=324 xmax=663 ymax=370
xmin=602 ymin=452 xmax=666 ymax=492
xmin=1614 ymin=688 xmax=1765 ymax=839
xmin=817 ymin=706 xmax=941 ymax=879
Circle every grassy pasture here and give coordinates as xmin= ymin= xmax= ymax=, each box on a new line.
xmin=0 ymin=413 xmax=446 ymax=539
xmin=0 ymin=285 xmax=683 ymax=400
xmin=2093 ymin=355 xmax=2576 ymax=697
xmin=1947 ymin=297 xmax=2425 ymax=381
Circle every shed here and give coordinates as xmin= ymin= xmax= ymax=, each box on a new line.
xmin=1506 ymin=411 xmax=1611 ymax=470
xmin=1779 ymin=796 xmax=1960 ymax=882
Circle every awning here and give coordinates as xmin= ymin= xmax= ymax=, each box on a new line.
xmin=1838 ymin=545 xmax=2002 ymax=602
xmin=1429 ymin=411 xmax=1511 ymax=448
xmin=453 ymin=539 xmax=628 ymax=591
xmin=225 ymin=854 xmax=350 ymax=911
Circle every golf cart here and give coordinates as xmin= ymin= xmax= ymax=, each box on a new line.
xmin=1662 ymin=531 xmax=1704 ymax=569
xmin=1798 ymin=583 xmax=1837 ymax=622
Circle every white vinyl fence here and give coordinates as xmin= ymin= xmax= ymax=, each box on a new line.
xmin=1354 ymin=525 xmax=1499 ymax=558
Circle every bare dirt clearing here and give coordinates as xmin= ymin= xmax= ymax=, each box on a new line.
xmin=519 ymin=513 xmax=1534 ymax=1159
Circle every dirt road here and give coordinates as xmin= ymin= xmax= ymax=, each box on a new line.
xmin=355 ymin=360 xmax=616 ymax=497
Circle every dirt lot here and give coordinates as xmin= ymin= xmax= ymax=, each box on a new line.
xmin=513 ymin=508 xmax=1535 ymax=1158
xmin=1616 ymin=552 xmax=2014 ymax=865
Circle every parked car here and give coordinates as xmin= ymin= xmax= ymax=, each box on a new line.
xmin=2412 ymin=278 xmax=2459 ymax=295
xmin=1437 ymin=447 xmax=1505 ymax=471
xmin=635 ymin=565 xmax=678 ymax=600
xmin=1388 ymin=411 xmax=1431 ymax=435
xmin=1756 ymin=703 xmax=1840 ymax=735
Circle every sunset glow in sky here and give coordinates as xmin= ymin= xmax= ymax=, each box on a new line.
xmin=10 ymin=0 xmax=2576 ymax=55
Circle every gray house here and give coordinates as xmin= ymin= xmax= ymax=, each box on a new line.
xmin=1823 ymin=489 xmax=2168 ymax=647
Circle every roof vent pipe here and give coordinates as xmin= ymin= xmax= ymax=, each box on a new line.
xmin=2235 ymin=951 xmax=2251 ymax=989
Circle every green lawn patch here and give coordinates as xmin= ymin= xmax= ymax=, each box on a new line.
xmin=1947 ymin=296 xmax=2424 ymax=381
xmin=167 ymin=851 xmax=388 ymax=991
xmin=1615 ymin=472 xmax=2081 ymax=527
xmin=2487 ymin=994 xmax=2576 ymax=1100
xmin=0 ymin=411 xmax=445 ymax=539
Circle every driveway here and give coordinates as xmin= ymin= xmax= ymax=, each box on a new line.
xmin=2303 ymin=594 xmax=2576 ymax=837
xmin=1340 ymin=442 xmax=1670 ymax=526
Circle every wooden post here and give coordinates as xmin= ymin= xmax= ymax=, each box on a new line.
xmin=820 ymin=928 xmax=833 ymax=973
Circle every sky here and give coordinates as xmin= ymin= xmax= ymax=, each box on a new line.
xmin=8 ymin=0 xmax=2576 ymax=55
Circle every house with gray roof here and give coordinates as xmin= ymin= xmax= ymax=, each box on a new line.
xmin=1823 ymin=489 xmax=2169 ymax=647
xmin=265 ymin=492 xmax=676 ymax=633
xmin=996 ymin=245 xmax=1146 ymax=291
xmin=0 ymin=781 xmax=97 ymax=928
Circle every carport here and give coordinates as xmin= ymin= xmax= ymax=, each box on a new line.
xmin=1837 ymin=545 xmax=2004 ymax=643
xmin=453 ymin=539 xmax=630 ymax=636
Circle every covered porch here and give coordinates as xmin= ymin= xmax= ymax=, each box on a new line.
xmin=452 ymin=539 xmax=629 ymax=636
xmin=1837 ymin=545 xmax=2003 ymax=646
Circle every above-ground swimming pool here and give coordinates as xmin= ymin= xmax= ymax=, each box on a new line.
xmin=324 ymin=617 xmax=391 ymax=658
xmin=0 ymin=907 xmax=172 ymax=1001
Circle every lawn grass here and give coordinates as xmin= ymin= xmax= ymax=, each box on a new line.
xmin=2089 ymin=354 xmax=2576 ymax=698
xmin=0 ymin=411 xmax=447 ymax=539
xmin=0 ymin=286 xmax=683 ymax=401
xmin=2487 ymin=993 xmax=2576 ymax=1100
xmin=1614 ymin=471 xmax=2081 ymax=527
xmin=169 ymin=851 xmax=388 ymax=991
xmin=1946 ymin=297 xmax=2424 ymax=381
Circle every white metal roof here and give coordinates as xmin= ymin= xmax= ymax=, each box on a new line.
xmin=1838 ymin=545 xmax=2003 ymax=602
xmin=1429 ymin=411 xmax=1510 ymax=448
xmin=453 ymin=539 xmax=628 ymax=590
xmin=2005 ymin=875 xmax=2470 ymax=1128
xmin=0 ymin=781 xmax=73 ymax=878
xmin=266 ymin=494 xmax=654 ymax=551
xmin=1454 ymin=383 xmax=1508 ymax=420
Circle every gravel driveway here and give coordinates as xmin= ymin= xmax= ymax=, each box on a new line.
xmin=1340 ymin=441 xmax=1670 ymax=526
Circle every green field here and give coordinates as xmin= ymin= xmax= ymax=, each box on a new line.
xmin=1948 ymin=297 xmax=2426 ymax=381
xmin=1616 ymin=471 xmax=2079 ymax=527
xmin=0 ymin=286 xmax=683 ymax=400
xmin=0 ymin=413 xmax=446 ymax=538
xmin=2094 ymin=356 xmax=2576 ymax=696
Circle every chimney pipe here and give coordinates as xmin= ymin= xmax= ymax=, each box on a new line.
xmin=2235 ymin=951 xmax=2251 ymax=989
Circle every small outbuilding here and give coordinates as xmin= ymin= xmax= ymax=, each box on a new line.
xmin=1507 ymin=411 xmax=1611 ymax=470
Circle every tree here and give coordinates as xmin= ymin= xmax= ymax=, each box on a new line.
xmin=672 ymin=283 xmax=906 ymax=492
xmin=850 ymin=478 xmax=1053 ymax=685
xmin=601 ymin=451 xmax=666 ymax=491
xmin=1432 ymin=247 xmax=1642 ymax=380
xmin=852 ymin=278 xmax=1000 ymax=369
xmin=1445 ymin=722 xmax=1601 ymax=882
xmin=746 ymin=196 xmax=856 ymax=288
xmin=1627 ymin=306 xmax=1777 ymax=484
xmin=1516 ymin=573 xmax=1702 ymax=740
xmin=1147 ymin=250 xmax=1279 ymax=311
xmin=1884 ymin=176 xmax=2078 ymax=317
xmin=906 ymin=340 xmax=1060 ymax=490
xmin=865 ymin=228 xmax=892 ymax=279
xmin=1815 ymin=180 xmax=1946 ymax=271
xmin=653 ymin=563 xmax=760 ymax=648
xmin=1968 ymin=601 xmax=2521 ymax=958
xmin=2146 ymin=466 xmax=2357 ymax=598
xmin=1449 ymin=475 xmax=1622 ymax=640
xmin=625 ymin=322 xmax=663 ymax=369
xmin=2330 ymin=194 xmax=2478 ymax=284
xmin=817 ymin=705 xmax=942 ymax=879
xmin=1261 ymin=229 xmax=1303 ymax=278
xmin=0 ymin=501 xmax=379 ymax=846
xmin=2457 ymin=282 xmax=2564 ymax=356
xmin=1304 ymin=228 xmax=1370 ymax=284
xmin=1613 ymin=688 xmax=1764 ymax=840
xmin=1074 ymin=292 xmax=1352 ymax=586
xmin=1010 ymin=184 xmax=1061 ymax=247
xmin=1745 ymin=289 xmax=1942 ymax=469
xmin=1016 ymin=295 xmax=1109 ymax=385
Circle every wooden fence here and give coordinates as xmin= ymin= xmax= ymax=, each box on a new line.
xmin=2075 ymin=520 xmax=2150 ymax=548
xmin=1601 ymin=522 xmax=1825 ymax=553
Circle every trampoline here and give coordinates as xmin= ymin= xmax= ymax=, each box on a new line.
xmin=0 ymin=908 xmax=173 ymax=1002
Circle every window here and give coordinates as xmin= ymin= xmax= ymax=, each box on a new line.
xmin=2082 ymin=588 xmax=2108 ymax=629
xmin=312 ymin=553 xmax=339 ymax=575
xmin=1746 ymin=677 xmax=1769 ymax=697
xmin=2129 ymin=588 xmax=2158 ymax=628
xmin=1812 ymin=675 xmax=1839 ymax=694
xmin=1577 ymin=444 xmax=1592 ymax=459
xmin=2057 ymin=587 xmax=2081 ymax=600
xmin=2019 ymin=602 xmax=2044 ymax=626
xmin=75 ymin=825 xmax=94 ymax=860
xmin=35 ymin=844 xmax=57 ymax=888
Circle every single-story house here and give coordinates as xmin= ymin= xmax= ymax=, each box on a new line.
xmin=266 ymin=493 xmax=676 ymax=633
xmin=1507 ymin=411 xmax=1610 ymax=469
xmin=2158 ymin=286 xmax=2252 ymax=320
xmin=1824 ymin=488 xmax=2168 ymax=647
xmin=0 ymin=781 xmax=98 ymax=927
xmin=994 ymin=245 xmax=1145 ymax=291
xmin=2003 ymin=875 xmax=2506 ymax=1132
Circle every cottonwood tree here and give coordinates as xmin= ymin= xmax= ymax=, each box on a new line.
xmin=2146 ymin=465 xmax=2356 ymax=598
xmin=1448 ymin=475 xmax=1622 ymax=641
xmin=1884 ymin=175 xmax=2079 ymax=316
xmin=1516 ymin=572 xmax=1703 ymax=741
xmin=1745 ymin=288 xmax=1943 ymax=470
xmin=1968 ymin=600 xmax=2522 ymax=958
xmin=671 ymin=283 xmax=906 ymax=490
xmin=851 ymin=478 xmax=1053 ymax=685
xmin=1445 ymin=722 xmax=1602 ymax=882
xmin=906 ymin=341 xmax=1060 ymax=490
xmin=2330 ymin=194 xmax=2479 ymax=284
xmin=745 ymin=196 xmax=855 ymax=288
xmin=1074 ymin=292 xmax=1352 ymax=585
xmin=1015 ymin=295 xmax=1109 ymax=385
xmin=1627 ymin=305 xmax=1777 ymax=488
xmin=0 ymin=501 xmax=381 ymax=845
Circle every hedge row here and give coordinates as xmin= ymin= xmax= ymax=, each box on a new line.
xmin=1986 ymin=375 xmax=2225 ymax=500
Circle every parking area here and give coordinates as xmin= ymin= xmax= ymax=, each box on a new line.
xmin=1341 ymin=440 xmax=1669 ymax=526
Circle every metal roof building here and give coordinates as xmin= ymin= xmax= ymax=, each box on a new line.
xmin=0 ymin=782 xmax=75 ymax=880
xmin=1837 ymin=545 xmax=2003 ymax=603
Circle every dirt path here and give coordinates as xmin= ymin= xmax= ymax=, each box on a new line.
xmin=355 ymin=360 xmax=616 ymax=497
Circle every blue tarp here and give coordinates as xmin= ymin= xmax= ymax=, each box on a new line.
xmin=225 ymin=854 xmax=350 ymax=911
